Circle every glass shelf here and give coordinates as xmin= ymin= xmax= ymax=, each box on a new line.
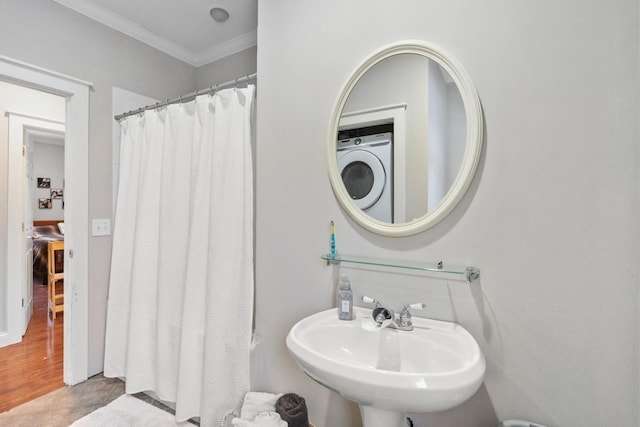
xmin=321 ymin=254 xmax=480 ymax=283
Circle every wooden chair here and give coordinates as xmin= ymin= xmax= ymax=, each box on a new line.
xmin=47 ymin=241 xmax=64 ymax=319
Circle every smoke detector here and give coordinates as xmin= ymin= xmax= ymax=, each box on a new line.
xmin=210 ymin=7 xmax=230 ymax=23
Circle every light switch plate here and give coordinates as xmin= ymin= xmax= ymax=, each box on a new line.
xmin=92 ymin=218 xmax=111 ymax=236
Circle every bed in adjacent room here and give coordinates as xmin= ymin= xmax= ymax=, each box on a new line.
xmin=32 ymin=220 xmax=64 ymax=283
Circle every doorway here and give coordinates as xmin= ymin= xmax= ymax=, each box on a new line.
xmin=6 ymin=107 xmax=66 ymax=334
xmin=0 ymin=55 xmax=90 ymax=386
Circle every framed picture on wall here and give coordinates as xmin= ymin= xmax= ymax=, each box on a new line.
xmin=38 ymin=198 xmax=52 ymax=209
xmin=37 ymin=177 xmax=51 ymax=188
xmin=51 ymin=188 xmax=64 ymax=199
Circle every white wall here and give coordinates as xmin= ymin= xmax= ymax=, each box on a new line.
xmin=255 ymin=1 xmax=639 ymax=427
xmin=427 ymin=60 xmax=448 ymax=211
xmin=196 ymin=46 xmax=257 ymax=89
xmin=0 ymin=0 xmax=197 ymax=375
xmin=32 ymin=142 xmax=65 ymax=221
xmin=427 ymin=62 xmax=466 ymax=211
xmin=447 ymin=83 xmax=466 ymax=187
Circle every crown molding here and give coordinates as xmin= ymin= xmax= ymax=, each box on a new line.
xmin=52 ymin=0 xmax=256 ymax=67
xmin=192 ymin=30 xmax=257 ymax=67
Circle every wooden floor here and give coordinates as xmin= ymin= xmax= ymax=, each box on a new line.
xmin=0 ymin=274 xmax=64 ymax=413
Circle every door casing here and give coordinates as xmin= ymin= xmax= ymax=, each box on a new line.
xmin=0 ymin=55 xmax=91 ymax=386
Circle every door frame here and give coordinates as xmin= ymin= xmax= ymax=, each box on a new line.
xmin=339 ymin=103 xmax=407 ymax=222
xmin=0 ymin=55 xmax=91 ymax=385
xmin=6 ymin=113 xmax=65 ymax=336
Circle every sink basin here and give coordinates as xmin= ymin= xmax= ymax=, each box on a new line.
xmin=286 ymin=306 xmax=485 ymax=426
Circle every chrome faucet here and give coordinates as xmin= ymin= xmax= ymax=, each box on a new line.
xmin=397 ymin=303 xmax=427 ymax=331
xmin=362 ymin=296 xmax=426 ymax=331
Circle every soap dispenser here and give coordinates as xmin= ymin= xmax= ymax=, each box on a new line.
xmin=337 ymin=275 xmax=354 ymax=320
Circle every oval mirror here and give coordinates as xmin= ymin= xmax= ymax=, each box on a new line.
xmin=326 ymin=41 xmax=483 ymax=236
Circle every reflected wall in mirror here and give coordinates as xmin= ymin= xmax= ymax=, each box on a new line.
xmin=327 ymin=41 xmax=483 ymax=236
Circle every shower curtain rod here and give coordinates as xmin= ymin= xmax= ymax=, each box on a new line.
xmin=114 ymin=72 xmax=257 ymax=121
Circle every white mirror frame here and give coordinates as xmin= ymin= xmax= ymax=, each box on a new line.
xmin=327 ymin=40 xmax=483 ymax=236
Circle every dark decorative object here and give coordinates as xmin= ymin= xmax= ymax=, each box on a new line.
xmin=51 ymin=188 xmax=63 ymax=199
xmin=38 ymin=198 xmax=52 ymax=209
xmin=275 ymin=393 xmax=309 ymax=427
xmin=37 ymin=177 xmax=50 ymax=188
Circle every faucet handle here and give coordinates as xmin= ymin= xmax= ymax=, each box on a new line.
xmin=362 ymin=296 xmax=381 ymax=308
xmin=402 ymin=303 xmax=426 ymax=312
xmin=399 ymin=303 xmax=426 ymax=328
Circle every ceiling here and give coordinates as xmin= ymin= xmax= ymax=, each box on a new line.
xmin=28 ymin=129 xmax=65 ymax=146
xmin=52 ymin=0 xmax=258 ymax=67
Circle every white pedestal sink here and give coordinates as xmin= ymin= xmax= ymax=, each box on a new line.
xmin=286 ymin=306 xmax=485 ymax=427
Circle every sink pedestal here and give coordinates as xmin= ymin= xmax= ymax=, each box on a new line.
xmin=360 ymin=405 xmax=406 ymax=427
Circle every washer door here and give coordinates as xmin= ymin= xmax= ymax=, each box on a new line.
xmin=338 ymin=149 xmax=386 ymax=210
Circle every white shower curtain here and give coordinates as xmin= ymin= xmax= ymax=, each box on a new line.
xmin=104 ymin=85 xmax=255 ymax=426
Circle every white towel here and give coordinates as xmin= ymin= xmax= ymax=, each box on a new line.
xmin=70 ymin=395 xmax=192 ymax=427
xmin=255 ymin=412 xmax=288 ymax=426
xmin=239 ymin=392 xmax=283 ymax=421
xmin=231 ymin=411 xmax=287 ymax=427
